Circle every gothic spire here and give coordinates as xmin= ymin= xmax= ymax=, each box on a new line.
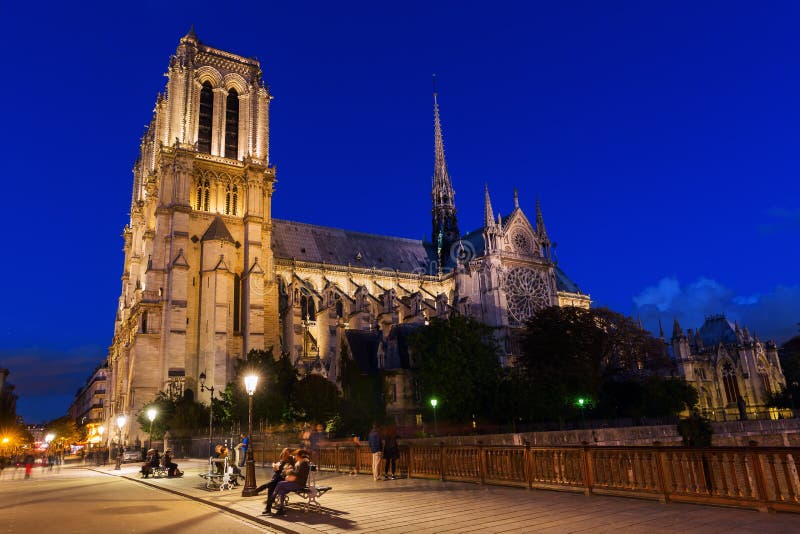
xmin=431 ymin=75 xmax=459 ymax=245
xmin=513 ymin=188 xmax=519 ymax=209
xmin=672 ymin=318 xmax=684 ymax=339
xmin=484 ymin=183 xmax=495 ymax=227
xmin=536 ymin=198 xmax=549 ymax=243
xmin=658 ymin=318 xmax=665 ymax=340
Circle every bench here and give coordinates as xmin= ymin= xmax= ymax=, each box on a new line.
xmin=142 ymin=465 xmax=169 ymax=478
xmin=199 ymin=458 xmax=241 ymax=491
xmin=283 ymin=464 xmax=332 ymax=511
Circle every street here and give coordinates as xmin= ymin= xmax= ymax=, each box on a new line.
xmin=0 ymin=465 xmax=270 ymax=533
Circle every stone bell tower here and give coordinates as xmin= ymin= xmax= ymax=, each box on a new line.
xmin=107 ymin=29 xmax=279 ymax=444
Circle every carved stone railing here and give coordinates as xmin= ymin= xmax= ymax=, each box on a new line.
xmin=261 ymin=443 xmax=800 ymax=513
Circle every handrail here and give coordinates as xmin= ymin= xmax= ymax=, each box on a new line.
xmin=283 ymin=443 xmax=800 ymax=513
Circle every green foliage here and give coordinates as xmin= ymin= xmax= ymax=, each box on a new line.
xmin=518 ymin=306 xmax=690 ymax=422
xmin=292 ymin=374 xmax=341 ymax=422
xmin=136 ymin=392 xmax=209 ymax=439
xmin=409 ymin=316 xmax=501 ymax=422
xmin=677 ymin=413 xmax=713 ymax=447
xmin=220 ymin=348 xmax=298 ymax=428
xmin=46 ymin=416 xmax=81 ymax=447
xmin=0 ymin=381 xmax=18 ymax=428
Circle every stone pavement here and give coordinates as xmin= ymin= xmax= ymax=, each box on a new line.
xmin=91 ymin=459 xmax=799 ymax=533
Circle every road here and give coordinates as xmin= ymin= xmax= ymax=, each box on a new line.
xmin=0 ymin=465 xmax=270 ymax=533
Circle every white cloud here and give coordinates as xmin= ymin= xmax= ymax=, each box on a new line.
xmin=633 ymin=277 xmax=799 ymax=343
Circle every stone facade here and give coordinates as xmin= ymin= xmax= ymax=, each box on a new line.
xmin=106 ymin=32 xmax=590 ymax=443
xmin=670 ymin=315 xmax=786 ymax=421
xmin=67 ymin=363 xmax=108 ymax=427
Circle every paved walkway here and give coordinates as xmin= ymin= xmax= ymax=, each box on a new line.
xmin=91 ymin=459 xmax=799 ymax=533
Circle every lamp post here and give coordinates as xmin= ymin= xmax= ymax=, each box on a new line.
xmin=114 ymin=414 xmax=127 ymax=470
xmin=199 ymin=371 xmax=215 ymax=475
xmin=575 ymin=397 xmax=588 ymax=429
xmin=146 ymin=408 xmax=157 ymax=452
xmin=430 ymin=398 xmax=439 ymax=437
xmin=242 ymin=374 xmax=259 ymax=497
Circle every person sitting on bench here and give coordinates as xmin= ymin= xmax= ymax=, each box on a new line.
xmin=162 ymin=449 xmax=183 ymax=477
xmin=213 ymin=444 xmax=228 ymax=475
xmin=264 ymin=449 xmax=310 ymax=516
xmin=260 ymin=448 xmax=295 ymax=511
xmin=141 ymin=449 xmax=160 ymax=477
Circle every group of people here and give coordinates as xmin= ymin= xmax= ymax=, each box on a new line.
xmin=140 ymin=448 xmax=182 ymax=478
xmin=260 ymin=447 xmax=311 ymax=516
xmin=368 ymin=424 xmax=400 ymax=481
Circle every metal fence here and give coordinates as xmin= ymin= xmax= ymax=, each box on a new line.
xmin=262 ymin=443 xmax=800 ymax=513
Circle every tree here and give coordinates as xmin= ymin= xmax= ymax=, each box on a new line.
xmin=408 ymin=316 xmax=501 ymax=422
xmin=136 ymin=392 xmax=209 ymax=439
xmin=46 ymin=416 xmax=81 ymax=449
xmin=337 ymin=340 xmax=384 ymax=436
xmin=219 ymin=348 xmax=299 ymax=428
xmin=291 ymin=374 xmax=341 ymax=422
xmin=0 ymin=380 xmax=18 ymax=428
xmin=519 ymin=306 xmax=688 ymax=422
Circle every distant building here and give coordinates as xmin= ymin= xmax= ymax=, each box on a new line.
xmin=670 ymin=315 xmax=786 ymax=421
xmin=68 ymin=363 xmax=108 ymax=431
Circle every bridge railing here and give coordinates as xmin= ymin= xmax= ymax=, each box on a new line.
xmin=291 ymin=443 xmax=799 ymax=513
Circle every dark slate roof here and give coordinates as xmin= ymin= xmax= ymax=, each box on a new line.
xmin=554 ymin=266 xmax=582 ymax=293
xmin=272 ymin=219 xmax=438 ymax=273
xmin=698 ymin=315 xmax=738 ymax=346
xmin=202 ymin=216 xmax=235 ymax=242
xmin=345 ymin=330 xmax=380 ymax=373
xmin=385 ymin=324 xmax=420 ymax=369
xmin=459 ymin=228 xmax=487 ymax=259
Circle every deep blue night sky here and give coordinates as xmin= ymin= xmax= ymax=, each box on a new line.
xmin=1 ymin=1 xmax=798 ymax=422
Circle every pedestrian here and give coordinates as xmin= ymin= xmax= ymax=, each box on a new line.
xmin=264 ymin=449 xmax=311 ymax=516
xmin=235 ymin=433 xmax=249 ymax=467
xmin=23 ymin=453 xmax=34 ymax=479
xmin=368 ymin=424 xmax=383 ymax=481
xmin=383 ymin=426 xmax=400 ymax=479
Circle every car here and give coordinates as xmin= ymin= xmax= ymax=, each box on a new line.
xmin=122 ymin=448 xmax=142 ymax=463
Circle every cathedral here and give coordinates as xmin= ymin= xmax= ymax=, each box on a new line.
xmin=669 ymin=315 xmax=786 ymax=421
xmin=106 ymin=31 xmax=590 ymax=441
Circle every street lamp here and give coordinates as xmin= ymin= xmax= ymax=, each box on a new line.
xmin=242 ymin=373 xmax=259 ymax=497
xmin=430 ymin=398 xmax=439 ymax=437
xmin=575 ymin=397 xmax=588 ymax=428
xmin=114 ymin=414 xmax=127 ymax=470
xmin=199 ymin=371 xmax=216 ymax=474
xmin=146 ymin=408 xmax=157 ymax=452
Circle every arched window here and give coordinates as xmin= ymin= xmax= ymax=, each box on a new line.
xmin=300 ymin=293 xmax=316 ymax=321
xmin=225 ymin=89 xmax=239 ymax=159
xmin=203 ymin=180 xmax=210 ymax=211
xmin=721 ymin=362 xmax=741 ymax=405
xmin=141 ymin=311 xmax=148 ymax=333
xmin=232 ymin=185 xmax=238 ymax=216
xmin=233 ymin=274 xmax=241 ymax=333
xmin=335 ymin=294 xmax=343 ymax=318
xmin=198 ymin=82 xmax=213 ymax=154
xmin=759 ymin=372 xmax=771 ymax=396
xmin=195 ymin=183 xmax=203 ymax=210
xmin=225 ymin=185 xmax=231 ymax=215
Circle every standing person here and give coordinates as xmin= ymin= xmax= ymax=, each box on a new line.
xmin=236 ymin=433 xmax=249 ymax=467
xmin=368 ymin=424 xmax=383 ymax=481
xmin=265 ymin=449 xmax=310 ymax=516
xmin=383 ymin=426 xmax=400 ymax=479
xmin=23 ymin=453 xmax=34 ymax=479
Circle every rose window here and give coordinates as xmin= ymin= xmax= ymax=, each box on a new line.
xmin=512 ymin=231 xmax=531 ymax=254
xmin=504 ymin=267 xmax=550 ymax=324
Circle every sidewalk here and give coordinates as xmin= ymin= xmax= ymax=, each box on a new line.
xmin=92 ymin=459 xmax=799 ymax=533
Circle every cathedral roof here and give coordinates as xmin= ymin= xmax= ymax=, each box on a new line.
xmin=201 ymin=216 xmax=235 ymax=242
xmin=344 ymin=330 xmax=381 ymax=373
xmin=271 ymin=219 xmax=439 ymax=273
xmin=554 ymin=266 xmax=582 ymax=293
xmin=698 ymin=315 xmax=739 ymax=346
